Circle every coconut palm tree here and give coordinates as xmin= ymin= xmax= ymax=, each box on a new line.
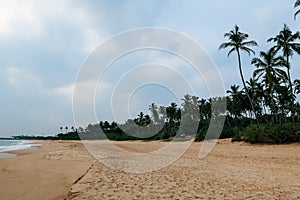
xmin=246 ymin=78 xmax=264 ymax=117
xmin=149 ymin=103 xmax=159 ymax=124
xmin=294 ymin=79 xmax=300 ymax=94
xmin=219 ymin=25 xmax=258 ymax=119
xmin=295 ymin=0 xmax=300 ymax=19
xmin=252 ymin=48 xmax=288 ymax=123
xmin=268 ymin=24 xmax=300 ymax=121
xmin=136 ymin=112 xmax=145 ymax=126
xmin=159 ymin=106 xmax=167 ymax=123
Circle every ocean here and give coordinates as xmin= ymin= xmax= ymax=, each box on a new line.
xmin=0 ymin=140 xmax=38 ymax=158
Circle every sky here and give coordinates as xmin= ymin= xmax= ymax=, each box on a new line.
xmin=0 ymin=0 xmax=299 ymax=136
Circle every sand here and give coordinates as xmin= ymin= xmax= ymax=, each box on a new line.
xmin=0 ymin=141 xmax=93 ymax=200
xmin=0 ymin=139 xmax=299 ymax=200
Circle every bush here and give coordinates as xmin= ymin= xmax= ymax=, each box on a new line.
xmin=242 ymin=123 xmax=300 ymax=144
xmin=195 ymin=124 xmax=233 ymax=142
xmin=194 ymin=125 xmax=207 ymax=141
xmin=231 ymin=127 xmax=242 ymax=142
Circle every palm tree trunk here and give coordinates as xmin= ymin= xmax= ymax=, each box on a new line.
xmin=286 ymin=55 xmax=295 ymax=124
xmin=237 ymin=49 xmax=257 ymax=122
xmin=270 ymin=88 xmax=278 ymax=124
xmin=269 ymin=72 xmax=278 ymax=124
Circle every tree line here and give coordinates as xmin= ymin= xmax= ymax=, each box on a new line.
xmin=12 ymin=1 xmax=300 ymax=143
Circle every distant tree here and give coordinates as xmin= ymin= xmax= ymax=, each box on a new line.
xmin=227 ymin=85 xmax=243 ymax=119
xmin=149 ymin=103 xmax=159 ymax=124
xmin=60 ymin=127 xmax=63 ymax=133
xmin=246 ymin=78 xmax=262 ymax=114
xmin=198 ymin=98 xmax=211 ymax=122
xmin=166 ymin=103 xmax=179 ymax=124
xmin=219 ymin=25 xmax=258 ymax=118
xmin=159 ymin=106 xmax=167 ymax=123
xmin=65 ymin=126 xmax=68 ymax=133
xmin=103 ymin=121 xmax=110 ymax=130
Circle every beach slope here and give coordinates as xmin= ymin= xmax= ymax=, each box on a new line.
xmin=0 ymin=141 xmax=93 ymax=200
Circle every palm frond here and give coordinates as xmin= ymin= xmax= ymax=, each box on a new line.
xmin=218 ymin=42 xmax=234 ymax=50
xmin=242 ymin=40 xmax=258 ymax=47
xmin=241 ymin=46 xmax=256 ymax=56
xmin=295 ymin=0 xmax=300 ymax=7
xmin=227 ymin=48 xmax=236 ymax=57
xmin=295 ymin=10 xmax=300 ymax=20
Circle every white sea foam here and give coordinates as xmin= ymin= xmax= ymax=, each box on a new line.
xmin=0 ymin=140 xmax=40 ymax=154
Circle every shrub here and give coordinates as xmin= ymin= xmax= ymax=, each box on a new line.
xmin=195 ymin=124 xmax=233 ymax=142
xmin=242 ymin=123 xmax=300 ymax=144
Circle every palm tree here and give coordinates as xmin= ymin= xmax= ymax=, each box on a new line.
xmin=181 ymin=94 xmax=193 ymax=115
xmin=268 ymin=24 xmax=300 ymax=121
xmin=198 ymin=98 xmax=211 ymax=122
xmin=191 ymin=95 xmax=200 ymax=120
xmin=134 ymin=112 xmax=144 ymax=126
xmin=166 ymin=103 xmax=178 ymax=124
xmin=227 ymin=85 xmax=240 ymax=96
xmin=227 ymin=85 xmax=246 ymax=120
xmin=149 ymin=103 xmax=159 ymax=124
xmin=159 ymin=106 xmax=167 ymax=123
xmin=295 ymin=0 xmax=300 ymax=19
xmin=219 ymin=25 xmax=258 ymax=119
xmin=246 ymin=78 xmax=263 ymax=117
xmin=65 ymin=126 xmax=68 ymax=133
xmin=294 ymin=79 xmax=300 ymax=94
xmin=275 ymin=84 xmax=293 ymax=123
xmin=251 ymin=48 xmax=288 ymax=123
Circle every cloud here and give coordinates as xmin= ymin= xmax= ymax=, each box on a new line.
xmin=0 ymin=0 xmax=299 ymax=136
xmin=0 ymin=1 xmax=42 ymax=38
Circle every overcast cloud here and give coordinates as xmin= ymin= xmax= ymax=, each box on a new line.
xmin=0 ymin=0 xmax=299 ymax=136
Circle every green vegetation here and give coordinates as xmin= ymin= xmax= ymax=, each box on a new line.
xmin=242 ymin=123 xmax=300 ymax=144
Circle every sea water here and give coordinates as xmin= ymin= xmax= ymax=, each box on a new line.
xmin=0 ymin=140 xmax=37 ymax=158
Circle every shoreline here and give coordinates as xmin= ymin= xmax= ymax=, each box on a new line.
xmin=0 ymin=152 xmax=16 ymax=158
xmin=0 ymin=140 xmax=42 ymax=158
xmin=0 ymin=140 xmax=93 ymax=200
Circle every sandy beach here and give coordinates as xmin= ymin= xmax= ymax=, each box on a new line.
xmin=0 ymin=140 xmax=299 ymax=200
xmin=0 ymin=141 xmax=93 ymax=200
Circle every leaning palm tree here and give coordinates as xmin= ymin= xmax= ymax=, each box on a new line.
xmin=251 ymin=48 xmax=288 ymax=123
xmin=219 ymin=25 xmax=258 ymax=118
xmin=295 ymin=0 xmax=300 ymax=19
xmin=268 ymin=24 xmax=300 ymax=121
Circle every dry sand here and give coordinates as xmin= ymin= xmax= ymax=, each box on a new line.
xmin=0 ymin=139 xmax=299 ymax=200
xmin=0 ymin=141 xmax=93 ymax=200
